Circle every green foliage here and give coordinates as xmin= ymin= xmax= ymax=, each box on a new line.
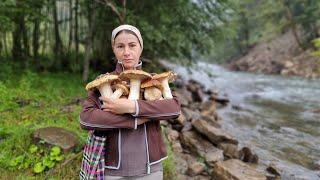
xmin=311 ymin=38 xmax=320 ymax=57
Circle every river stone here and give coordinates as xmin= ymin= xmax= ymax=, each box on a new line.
xmin=176 ymin=112 xmax=186 ymax=125
xmin=239 ymin=147 xmax=259 ymax=164
xmin=218 ymin=142 xmax=240 ymax=159
xmin=181 ymin=131 xmax=221 ymax=158
xmin=187 ymin=161 xmax=206 ymax=176
xmin=205 ymin=149 xmax=224 ymax=167
xmin=182 ymin=107 xmax=201 ymax=121
xmin=212 ymin=159 xmax=267 ymax=180
xmin=175 ymin=89 xmax=191 ymax=107
xmin=200 ymin=100 xmax=216 ymax=117
xmin=33 ymin=127 xmax=79 ymax=152
xmin=192 ymin=119 xmax=238 ymax=145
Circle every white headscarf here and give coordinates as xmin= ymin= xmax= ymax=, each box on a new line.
xmin=111 ymin=24 xmax=143 ymax=50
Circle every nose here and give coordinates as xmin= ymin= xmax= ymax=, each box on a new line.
xmin=123 ymin=46 xmax=130 ymax=56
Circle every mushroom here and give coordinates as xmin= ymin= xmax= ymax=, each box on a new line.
xmin=85 ymin=74 xmax=119 ymax=102
xmin=141 ymin=79 xmax=163 ymax=101
xmin=119 ymin=70 xmax=152 ymax=100
xmin=110 ymin=81 xmax=129 ymax=99
xmin=152 ymin=71 xmax=176 ymax=99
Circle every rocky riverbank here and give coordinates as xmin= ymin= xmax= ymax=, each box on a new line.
xmin=228 ymin=30 xmax=320 ymax=79
xmin=162 ymin=78 xmax=281 ymax=180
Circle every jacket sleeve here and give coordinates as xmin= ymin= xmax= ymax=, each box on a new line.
xmin=133 ymin=91 xmax=181 ymax=120
xmin=80 ymin=90 xmax=136 ymax=131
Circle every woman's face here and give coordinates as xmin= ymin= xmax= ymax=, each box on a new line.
xmin=113 ymin=32 xmax=142 ymax=70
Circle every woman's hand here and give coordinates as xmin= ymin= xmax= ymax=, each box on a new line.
xmin=100 ymin=97 xmax=136 ymax=114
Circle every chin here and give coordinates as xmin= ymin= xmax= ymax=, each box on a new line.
xmin=123 ymin=62 xmax=137 ymax=69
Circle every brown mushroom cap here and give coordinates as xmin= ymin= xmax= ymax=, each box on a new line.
xmin=152 ymin=71 xmax=176 ymax=82
xmin=114 ymin=83 xmax=129 ymax=95
xmin=141 ymin=79 xmax=163 ymax=90
xmin=119 ymin=70 xmax=152 ymax=81
xmin=85 ymin=74 xmax=119 ymax=91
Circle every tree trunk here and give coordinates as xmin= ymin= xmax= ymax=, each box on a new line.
xmin=3 ymin=33 xmax=9 ymax=57
xmin=82 ymin=0 xmax=96 ymax=82
xmin=53 ymin=0 xmax=63 ymax=58
xmin=74 ymin=0 xmax=79 ymax=55
xmin=33 ymin=16 xmax=40 ymax=59
xmin=12 ymin=0 xmax=24 ymax=60
xmin=68 ymin=0 xmax=73 ymax=50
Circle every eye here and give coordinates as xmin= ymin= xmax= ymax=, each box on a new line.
xmin=129 ymin=44 xmax=136 ymax=48
xmin=116 ymin=45 xmax=124 ymax=49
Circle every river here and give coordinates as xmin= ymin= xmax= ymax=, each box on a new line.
xmin=164 ymin=61 xmax=320 ymax=180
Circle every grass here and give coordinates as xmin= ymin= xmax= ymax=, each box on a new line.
xmin=0 ymin=69 xmax=176 ymax=179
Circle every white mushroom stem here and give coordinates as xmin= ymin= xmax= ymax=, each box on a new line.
xmin=98 ymin=83 xmax=113 ymax=98
xmin=110 ymin=88 xmax=124 ymax=99
xmin=160 ymin=78 xmax=173 ymax=99
xmin=128 ymin=79 xmax=141 ymax=100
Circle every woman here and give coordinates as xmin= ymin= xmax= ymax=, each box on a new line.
xmin=79 ymin=24 xmax=181 ymax=180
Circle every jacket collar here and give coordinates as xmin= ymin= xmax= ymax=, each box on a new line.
xmin=115 ymin=60 xmax=143 ymax=74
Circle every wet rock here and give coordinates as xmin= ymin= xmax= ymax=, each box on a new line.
xmin=205 ymin=149 xmax=224 ymax=167
xmin=175 ymin=88 xmax=191 ymax=107
xmin=192 ymin=119 xmax=238 ymax=145
xmin=182 ymin=107 xmax=201 ymax=121
xmin=187 ymin=162 xmax=206 ymax=176
xmin=212 ymin=159 xmax=267 ymax=180
xmin=212 ymin=95 xmax=230 ymax=106
xmin=201 ymin=115 xmax=221 ymax=128
xmin=313 ymin=160 xmax=320 ymax=171
xmin=266 ymin=163 xmax=281 ymax=177
xmin=239 ymin=147 xmax=259 ymax=164
xmin=218 ymin=143 xmax=240 ymax=159
xmin=33 ymin=127 xmax=79 ymax=152
xmin=200 ymin=100 xmax=216 ymax=117
xmin=181 ymin=131 xmax=222 ymax=158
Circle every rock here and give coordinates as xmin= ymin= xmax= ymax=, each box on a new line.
xmin=181 ymin=122 xmax=193 ymax=132
xmin=205 ymin=150 xmax=224 ymax=167
xmin=313 ymin=160 xmax=320 ymax=171
xmin=180 ymin=131 xmax=222 ymax=158
xmin=187 ymin=162 xmax=206 ymax=176
xmin=167 ymin=129 xmax=179 ymax=142
xmin=212 ymin=95 xmax=230 ymax=105
xmin=176 ymin=113 xmax=186 ymax=125
xmin=200 ymin=100 xmax=216 ymax=117
xmin=175 ymin=88 xmax=191 ymax=107
xmin=33 ymin=127 xmax=79 ymax=152
xmin=171 ymin=124 xmax=184 ymax=131
xmin=192 ymin=119 xmax=238 ymax=145
xmin=172 ymin=141 xmax=183 ymax=153
xmin=189 ymin=102 xmax=202 ymax=111
xmin=182 ymin=107 xmax=201 ymax=121
xmin=239 ymin=147 xmax=259 ymax=163
xmin=193 ymin=175 xmax=211 ymax=180
xmin=201 ymin=115 xmax=220 ymax=127
xmin=174 ymin=153 xmax=189 ymax=174
xmin=218 ymin=143 xmax=240 ymax=159
xmin=266 ymin=163 xmax=281 ymax=177
xmin=212 ymin=159 xmax=267 ymax=180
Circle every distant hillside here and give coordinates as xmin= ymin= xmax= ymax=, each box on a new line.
xmin=228 ymin=30 xmax=320 ymax=78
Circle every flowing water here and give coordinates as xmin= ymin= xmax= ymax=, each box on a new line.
xmin=165 ymin=61 xmax=320 ymax=180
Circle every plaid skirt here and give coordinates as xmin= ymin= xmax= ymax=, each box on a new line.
xmin=80 ymin=130 xmax=106 ymax=180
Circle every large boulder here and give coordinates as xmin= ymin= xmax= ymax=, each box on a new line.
xmin=212 ymin=159 xmax=267 ymax=180
xmin=192 ymin=119 xmax=238 ymax=145
xmin=180 ymin=131 xmax=224 ymax=165
xmin=33 ymin=127 xmax=79 ymax=152
xmin=218 ymin=142 xmax=240 ymax=159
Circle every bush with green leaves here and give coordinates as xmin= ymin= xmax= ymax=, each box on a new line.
xmin=9 ymin=145 xmax=64 ymax=174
